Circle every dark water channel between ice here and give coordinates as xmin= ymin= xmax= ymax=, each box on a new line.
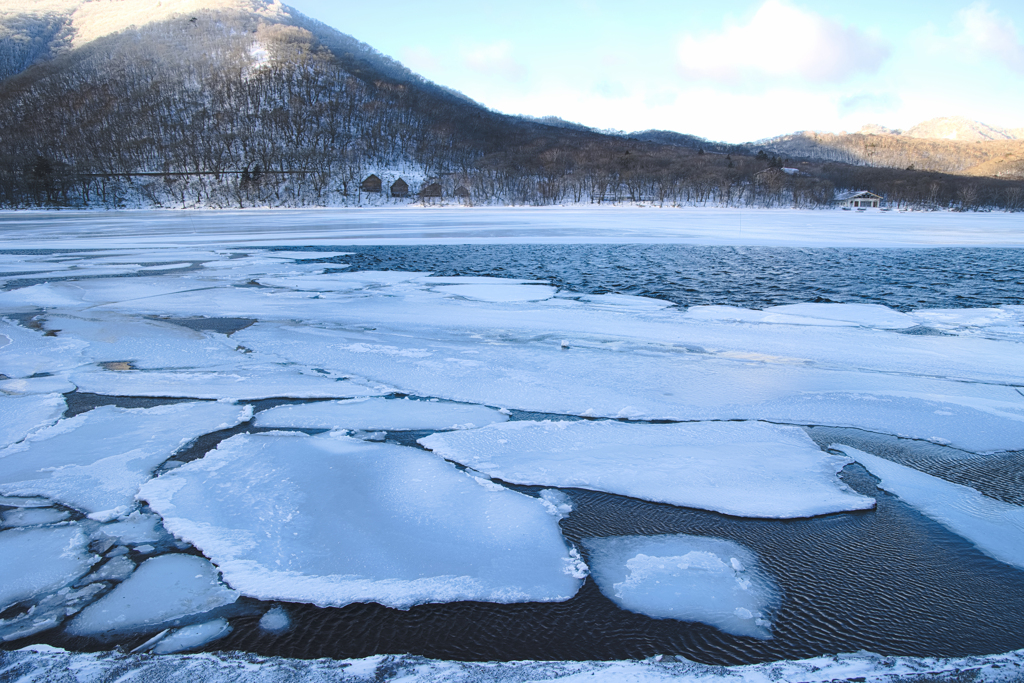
xmin=6 ymin=244 xmax=1024 ymax=664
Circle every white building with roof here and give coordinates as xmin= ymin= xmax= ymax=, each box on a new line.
xmin=835 ymin=191 xmax=882 ymax=208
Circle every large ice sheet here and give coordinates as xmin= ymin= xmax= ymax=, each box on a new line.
xmin=240 ymin=322 xmax=1024 ymax=453
xmin=140 ymin=432 xmax=585 ymax=609
xmin=421 ymin=421 xmax=873 ymax=518
xmin=582 ymin=535 xmax=779 ymax=639
xmin=66 ymin=554 xmax=239 ymax=637
xmin=69 ymin=367 xmax=391 ymax=400
xmin=0 ymin=526 xmax=97 ymax=611
xmin=254 ymin=397 xmax=508 ymax=431
xmin=0 ymin=394 xmax=65 ymax=448
xmin=835 ymin=445 xmax=1024 ymax=571
xmin=0 ymin=402 xmax=250 ymax=516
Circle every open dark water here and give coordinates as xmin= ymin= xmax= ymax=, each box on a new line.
xmin=7 ymin=244 xmax=1024 ymax=664
xmin=334 ymin=245 xmax=1024 ymax=311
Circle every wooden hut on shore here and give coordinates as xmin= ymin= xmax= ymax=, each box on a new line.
xmin=420 ymin=183 xmax=442 ymax=200
xmin=360 ymin=174 xmax=382 ymax=193
xmin=390 ymin=178 xmax=409 ymax=198
xmin=453 ymin=186 xmax=471 ymax=201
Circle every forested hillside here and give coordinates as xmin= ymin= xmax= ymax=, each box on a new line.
xmin=0 ymin=0 xmax=1022 ymax=210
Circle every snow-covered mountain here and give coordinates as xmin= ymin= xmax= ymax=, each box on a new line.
xmin=1 ymin=0 xmax=291 ymax=80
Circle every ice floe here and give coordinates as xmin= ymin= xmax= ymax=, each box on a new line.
xmin=582 ymin=535 xmax=779 ymax=638
xmin=835 ymin=445 xmax=1024 ymax=571
xmin=0 ymin=374 xmax=76 ymax=395
xmin=41 ymin=312 xmax=246 ymax=369
xmin=148 ymin=618 xmax=233 ymax=654
xmin=0 ymin=525 xmax=97 ymax=612
xmin=258 ymin=606 xmax=291 ymax=633
xmin=254 ymin=397 xmax=508 ymax=431
xmin=140 ymin=432 xmax=585 ymax=609
xmin=421 ymin=420 xmax=874 ymax=518
xmin=0 ymin=318 xmax=87 ymax=378
xmin=69 ymin=367 xmax=391 ymax=400
xmin=66 ymin=554 xmax=239 ymax=637
xmin=1 ymin=507 xmax=71 ymax=527
xmin=0 ymin=402 xmax=250 ymax=516
xmin=0 ymin=393 xmax=65 ymax=448
xmin=432 ymin=284 xmax=558 ymax=302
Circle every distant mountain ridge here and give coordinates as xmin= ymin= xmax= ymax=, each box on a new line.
xmin=759 ymin=116 xmax=1024 ymax=179
xmin=855 ymin=116 xmax=1023 ymax=142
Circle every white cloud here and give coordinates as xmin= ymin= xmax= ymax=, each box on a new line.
xmin=463 ymin=41 xmax=527 ymax=82
xmin=677 ymin=0 xmax=889 ymax=85
xmin=592 ymin=80 xmax=628 ymax=99
xmin=838 ymin=92 xmax=902 ymax=117
xmin=957 ymin=2 xmax=1024 ymax=73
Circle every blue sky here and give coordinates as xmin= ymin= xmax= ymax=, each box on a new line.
xmin=284 ymin=0 xmax=1024 ymax=142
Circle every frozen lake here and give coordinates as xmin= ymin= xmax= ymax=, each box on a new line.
xmin=2 ymin=206 xmax=1024 ymax=248
xmin=1 ymin=208 xmax=1024 ymax=681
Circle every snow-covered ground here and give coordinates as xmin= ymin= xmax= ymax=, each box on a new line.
xmin=1 ymin=211 xmax=1024 ymax=681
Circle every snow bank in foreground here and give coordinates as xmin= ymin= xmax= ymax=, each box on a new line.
xmin=583 ymin=535 xmax=779 ymax=639
xmin=254 ymin=397 xmax=508 ymax=431
xmin=421 ymin=421 xmax=874 ymax=518
xmin=66 ymin=554 xmax=239 ymax=637
xmin=835 ymin=445 xmax=1024 ymax=571
xmin=5 ymin=647 xmax=1024 ymax=682
xmin=140 ymin=432 xmax=584 ymax=609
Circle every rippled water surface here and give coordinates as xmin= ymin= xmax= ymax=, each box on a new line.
xmin=337 ymin=245 xmax=1024 ymax=310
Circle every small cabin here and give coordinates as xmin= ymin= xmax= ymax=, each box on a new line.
xmin=835 ymin=190 xmax=882 ymax=208
xmin=420 ymin=182 xmax=442 ymax=199
xmin=453 ymin=186 xmax=471 ymax=201
xmin=360 ymin=174 xmax=382 ymax=193
xmin=390 ymin=178 xmax=409 ymax=198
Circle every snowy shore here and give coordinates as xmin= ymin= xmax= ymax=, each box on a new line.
xmin=4 ymin=645 xmax=1024 ymax=682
